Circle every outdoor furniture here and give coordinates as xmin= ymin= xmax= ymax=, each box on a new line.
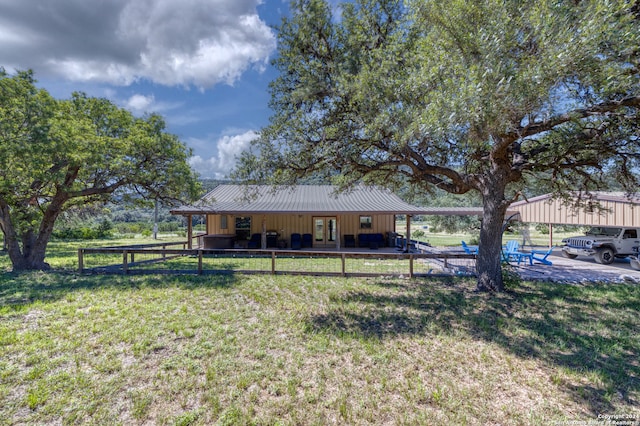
xmin=302 ymin=233 xmax=313 ymax=248
xmin=266 ymin=230 xmax=279 ymax=248
xmin=247 ymin=233 xmax=262 ymax=249
xmin=291 ymin=233 xmax=302 ymax=250
xmin=514 ymin=251 xmax=534 ymax=265
xmin=358 ymin=233 xmax=385 ymax=249
xmin=344 ymin=234 xmax=356 ymax=248
xmin=202 ymin=234 xmax=235 ymax=249
xmin=461 ymin=241 xmax=478 ymax=254
xmin=531 ymin=247 xmax=554 ymax=265
xmin=503 ymin=240 xmax=528 ymax=263
xmin=503 ymin=240 xmax=554 ymax=265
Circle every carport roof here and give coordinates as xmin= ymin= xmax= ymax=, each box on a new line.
xmin=171 ymin=184 xmax=489 ymax=216
xmin=509 ymin=192 xmax=640 ymax=226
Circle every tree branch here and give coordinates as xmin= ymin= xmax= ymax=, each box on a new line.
xmin=516 ymin=95 xmax=640 ymax=138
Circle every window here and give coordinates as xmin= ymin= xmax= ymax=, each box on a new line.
xmin=235 ymin=216 xmax=251 ymax=240
xmin=220 ymin=215 xmax=228 ymax=230
xmin=360 ymin=216 xmax=372 ymax=229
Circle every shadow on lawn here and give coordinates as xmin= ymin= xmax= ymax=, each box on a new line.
xmin=0 ymin=270 xmax=239 ymax=309
xmin=306 ymin=278 xmax=640 ymax=415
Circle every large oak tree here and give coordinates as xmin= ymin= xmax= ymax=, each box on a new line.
xmin=234 ymin=0 xmax=640 ymax=291
xmin=0 ymin=70 xmax=200 ymax=271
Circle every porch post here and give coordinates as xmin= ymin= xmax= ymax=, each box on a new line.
xmin=336 ymin=216 xmax=341 ymax=250
xmin=549 ymin=223 xmax=553 ymax=248
xmin=406 ymin=215 xmax=412 ymax=252
xmin=261 ymin=215 xmax=267 ymax=249
xmin=187 ymin=214 xmax=193 ymax=249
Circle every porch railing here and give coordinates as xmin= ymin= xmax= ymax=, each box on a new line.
xmin=78 ymin=245 xmax=476 ymax=278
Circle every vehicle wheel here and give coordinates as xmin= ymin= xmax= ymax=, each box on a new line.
xmin=631 ymin=258 xmax=640 ymax=271
xmin=562 ymin=251 xmax=578 ymax=259
xmin=594 ymin=248 xmax=615 ymax=265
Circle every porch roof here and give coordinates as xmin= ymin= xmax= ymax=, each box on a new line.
xmin=171 ymin=184 xmax=484 ymax=216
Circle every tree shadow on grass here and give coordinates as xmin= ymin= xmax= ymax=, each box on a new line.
xmin=305 ymin=278 xmax=640 ymax=415
xmin=0 ymin=270 xmax=239 ymax=310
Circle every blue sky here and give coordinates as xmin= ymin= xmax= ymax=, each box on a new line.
xmin=0 ymin=0 xmax=340 ymax=179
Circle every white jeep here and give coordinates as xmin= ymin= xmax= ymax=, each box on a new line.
xmin=561 ymin=226 xmax=640 ymax=265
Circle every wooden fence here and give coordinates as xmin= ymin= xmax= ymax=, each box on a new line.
xmin=78 ymin=244 xmax=477 ymax=278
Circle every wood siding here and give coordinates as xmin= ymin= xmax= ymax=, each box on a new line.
xmin=206 ymin=213 xmax=397 ymax=246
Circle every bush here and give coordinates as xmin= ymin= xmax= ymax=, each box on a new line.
xmin=52 ymin=219 xmax=113 ymax=240
xmin=412 ymin=229 xmax=426 ymax=239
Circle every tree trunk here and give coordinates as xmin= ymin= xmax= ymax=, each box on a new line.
xmin=476 ymin=182 xmax=510 ymax=292
xmin=3 ymin=224 xmax=52 ymax=271
xmin=0 ymin=196 xmax=66 ymax=271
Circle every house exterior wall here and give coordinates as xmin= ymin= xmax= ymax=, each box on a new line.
xmin=512 ymin=198 xmax=640 ymax=227
xmin=206 ymin=213 xmax=396 ymax=246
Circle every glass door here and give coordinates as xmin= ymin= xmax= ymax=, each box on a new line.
xmin=313 ymin=217 xmax=337 ymax=248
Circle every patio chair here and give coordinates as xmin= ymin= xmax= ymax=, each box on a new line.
xmin=530 ymin=247 xmax=554 ymax=265
xmin=461 ymin=241 xmax=478 ymax=254
xmin=503 ymin=240 xmax=538 ymax=265
xmin=247 ymin=233 xmax=262 ymax=249
xmin=290 ymin=233 xmax=302 ymax=250
xmin=503 ymin=240 xmax=522 ymax=262
xmin=344 ymin=234 xmax=356 ymax=248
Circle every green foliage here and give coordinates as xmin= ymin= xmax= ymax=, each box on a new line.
xmin=0 ymin=70 xmax=201 ymax=270
xmin=234 ymin=0 xmax=640 ymax=291
xmin=411 ymin=229 xmax=425 ymax=239
xmin=52 ymin=219 xmax=113 ymax=240
xmin=501 ymin=265 xmax=522 ymax=290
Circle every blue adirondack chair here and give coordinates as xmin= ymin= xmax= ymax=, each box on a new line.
xmin=461 ymin=241 xmax=478 ymax=254
xmin=530 ymin=247 xmax=554 ymax=265
xmin=503 ymin=240 xmax=531 ymax=264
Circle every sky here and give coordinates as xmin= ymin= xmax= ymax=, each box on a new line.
xmin=0 ymin=0 xmax=339 ymax=179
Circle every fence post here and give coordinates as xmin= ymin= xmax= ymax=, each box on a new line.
xmin=409 ymin=254 xmax=414 ymax=278
xmin=123 ymin=250 xmax=128 ymax=274
xmin=271 ymin=251 xmax=276 ymax=274
xmin=341 ymin=253 xmax=346 ymax=277
xmin=78 ymin=249 xmax=84 ymax=273
xmin=198 ymin=250 xmax=203 ymax=275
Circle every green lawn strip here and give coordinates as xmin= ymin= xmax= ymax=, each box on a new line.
xmin=1 ymin=270 xmax=638 ymax=425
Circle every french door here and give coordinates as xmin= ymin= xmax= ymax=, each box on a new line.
xmin=313 ymin=217 xmax=337 ymax=248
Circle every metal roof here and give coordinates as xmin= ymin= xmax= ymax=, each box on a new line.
xmin=171 ymin=184 xmax=487 ymax=216
xmin=510 ymin=192 xmax=640 ymax=207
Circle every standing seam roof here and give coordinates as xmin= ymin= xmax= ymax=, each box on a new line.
xmin=173 ymin=184 xmax=431 ymax=214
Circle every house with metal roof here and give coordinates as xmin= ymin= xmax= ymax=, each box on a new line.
xmin=171 ymin=184 xmax=464 ymax=250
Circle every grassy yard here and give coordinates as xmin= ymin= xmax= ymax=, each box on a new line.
xmin=1 ymin=239 xmax=639 ymax=424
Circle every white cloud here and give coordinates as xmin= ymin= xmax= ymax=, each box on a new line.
xmin=125 ymin=94 xmax=155 ymax=113
xmin=0 ymin=0 xmax=276 ymax=89
xmin=189 ymin=130 xmax=258 ymax=178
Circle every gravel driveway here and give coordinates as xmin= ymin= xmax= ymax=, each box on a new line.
xmin=512 ymin=247 xmax=640 ymax=284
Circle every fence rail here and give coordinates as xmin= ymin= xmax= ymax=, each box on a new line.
xmin=78 ymin=245 xmax=477 ymax=278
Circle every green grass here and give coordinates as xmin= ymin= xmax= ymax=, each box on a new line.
xmin=396 ymin=221 xmax=577 ymax=247
xmin=0 ymin=235 xmax=185 ymax=272
xmin=1 ymin=262 xmax=639 ymax=424
xmin=1 ymin=238 xmax=639 ymax=424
